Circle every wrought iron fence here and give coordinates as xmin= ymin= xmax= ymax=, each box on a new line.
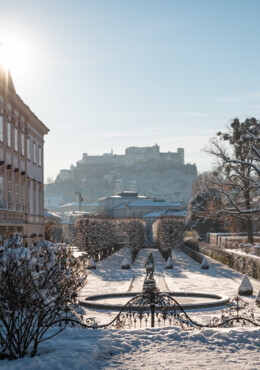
xmin=76 ymin=289 xmax=260 ymax=331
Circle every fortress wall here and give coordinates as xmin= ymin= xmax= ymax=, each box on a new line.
xmin=61 ymin=146 xmax=189 ymax=180
xmin=79 ymin=155 xmax=114 ymax=165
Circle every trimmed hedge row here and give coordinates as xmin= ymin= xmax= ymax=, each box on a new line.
xmin=74 ymin=218 xmax=145 ymax=263
xmin=153 ymin=218 xmax=185 ymax=260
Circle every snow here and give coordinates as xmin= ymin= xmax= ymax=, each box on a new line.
xmin=121 ymin=257 xmax=131 ymax=269
xmin=165 ymin=256 xmax=173 ymax=269
xmin=2 ymin=246 xmax=260 ymax=368
xmin=1 ymin=326 xmax=259 ymax=369
xmin=238 ymin=274 xmax=253 ymax=295
xmin=200 ymin=256 xmax=209 ymax=269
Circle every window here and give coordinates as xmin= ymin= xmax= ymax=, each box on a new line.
xmin=15 ymin=183 xmax=19 ymax=210
xmin=21 ymin=133 xmax=25 ymax=156
xmin=0 ymin=176 xmax=3 ymax=207
xmin=14 ymin=128 xmax=18 ymax=151
xmin=21 ymin=183 xmax=25 ymax=212
xmin=7 ymin=122 xmax=11 ymax=147
xmin=33 ymin=142 xmax=36 ymax=163
xmin=38 ymin=145 xmax=42 ymax=167
xmin=33 ymin=187 xmax=36 ymax=214
xmin=8 ymin=180 xmax=12 ymax=209
xmin=27 ymin=184 xmax=30 ymax=214
xmin=39 ymin=188 xmax=42 ymax=216
xmin=27 ymin=137 xmax=30 ymax=160
xmin=0 ymin=116 xmax=3 ymax=141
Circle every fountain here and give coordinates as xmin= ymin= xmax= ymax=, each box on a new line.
xmin=81 ymin=252 xmax=230 ymax=311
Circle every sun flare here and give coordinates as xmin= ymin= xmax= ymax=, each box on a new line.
xmin=0 ymin=36 xmax=29 ymax=75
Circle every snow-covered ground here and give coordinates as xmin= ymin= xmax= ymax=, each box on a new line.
xmin=2 ymin=246 xmax=260 ymax=369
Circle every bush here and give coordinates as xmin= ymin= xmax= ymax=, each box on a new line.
xmin=0 ymin=239 xmax=86 ymax=359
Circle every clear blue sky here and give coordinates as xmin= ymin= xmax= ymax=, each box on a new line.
xmin=1 ymin=0 xmax=260 ymax=180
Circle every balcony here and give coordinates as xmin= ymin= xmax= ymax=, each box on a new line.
xmin=0 ymin=205 xmax=44 ymax=225
xmin=0 ymin=208 xmax=25 ymax=224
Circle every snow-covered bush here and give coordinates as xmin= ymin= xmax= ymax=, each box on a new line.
xmin=153 ymin=218 xmax=185 ymax=260
xmin=0 ymin=239 xmax=87 ymax=359
xmin=165 ymin=256 xmax=173 ymax=269
xmin=238 ymin=274 xmax=253 ymax=296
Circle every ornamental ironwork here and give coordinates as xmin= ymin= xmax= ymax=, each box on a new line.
xmin=77 ymin=252 xmax=260 ymax=331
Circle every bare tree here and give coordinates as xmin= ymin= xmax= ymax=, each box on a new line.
xmin=205 ymin=117 xmax=260 ymax=243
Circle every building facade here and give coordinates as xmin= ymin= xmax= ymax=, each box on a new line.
xmin=98 ymin=191 xmax=187 ymax=218
xmin=0 ymin=66 xmax=49 ymax=238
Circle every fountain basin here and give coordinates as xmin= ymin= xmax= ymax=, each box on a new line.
xmin=80 ymin=291 xmax=230 ymax=311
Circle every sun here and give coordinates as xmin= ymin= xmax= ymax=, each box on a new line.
xmin=0 ymin=37 xmax=29 ymax=75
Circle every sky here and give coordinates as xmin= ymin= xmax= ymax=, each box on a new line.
xmin=1 ymin=0 xmax=260 ymax=181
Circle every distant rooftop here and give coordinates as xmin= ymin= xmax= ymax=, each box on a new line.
xmin=143 ymin=209 xmax=187 ymax=218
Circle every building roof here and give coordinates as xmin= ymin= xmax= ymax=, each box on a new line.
xmin=126 ymin=199 xmax=185 ymax=208
xmin=98 ymin=191 xmax=147 ymax=201
xmin=143 ymin=210 xmax=187 ymax=218
xmin=44 ymin=210 xmax=62 ymax=219
xmin=61 ymin=202 xmax=98 ymax=208
xmin=113 ymin=198 xmax=186 ymax=210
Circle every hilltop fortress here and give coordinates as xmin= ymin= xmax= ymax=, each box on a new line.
xmin=66 ymin=144 xmax=185 ymax=179
xmin=45 ymin=145 xmax=197 ymax=211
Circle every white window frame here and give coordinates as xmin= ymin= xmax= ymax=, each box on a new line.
xmin=0 ymin=116 xmax=3 ymax=142
xmin=7 ymin=122 xmax=11 ymax=147
xmin=33 ymin=142 xmax=36 ymax=164
xmin=39 ymin=145 xmax=42 ymax=167
xmin=14 ymin=127 xmax=18 ymax=151
xmin=0 ymin=176 xmax=4 ymax=207
xmin=27 ymin=137 xmax=31 ymax=160
xmin=27 ymin=184 xmax=31 ymax=214
xmin=21 ymin=133 xmax=25 ymax=156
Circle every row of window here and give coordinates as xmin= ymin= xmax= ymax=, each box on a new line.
xmin=0 ymin=176 xmax=43 ymax=215
xmin=0 ymin=116 xmax=42 ymax=167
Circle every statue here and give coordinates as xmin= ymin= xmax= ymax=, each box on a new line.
xmin=145 ymin=252 xmax=154 ymax=280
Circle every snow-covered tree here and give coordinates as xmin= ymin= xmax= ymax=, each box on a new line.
xmin=0 ymin=239 xmax=86 ymax=359
xmin=205 ymin=118 xmax=260 ymax=243
xmin=186 ymin=187 xmax=226 ymax=234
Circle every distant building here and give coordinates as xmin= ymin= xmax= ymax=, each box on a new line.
xmin=0 ymin=66 xmax=49 ymax=238
xmin=98 ymin=191 xmax=186 ymax=218
xmin=98 ymin=191 xmax=187 ymax=244
xmin=57 ymin=144 xmax=187 ymax=182
xmin=61 ymin=217 xmax=74 ymax=243
xmin=99 ymin=191 xmax=147 ymax=216
xmin=73 ymin=144 xmax=185 ymax=175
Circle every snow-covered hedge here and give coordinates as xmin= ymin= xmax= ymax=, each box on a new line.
xmin=0 ymin=237 xmax=87 ymax=359
xmin=75 ymin=218 xmax=115 ymax=259
xmin=153 ymin=218 xmax=185 ymax=260
xmin=125 ymin=219 xmax=145 ymax=263
xmin=75 ymin=218 xmax=145 ymax=262
xmin=184 ymin=239 xmax=260 ymax=280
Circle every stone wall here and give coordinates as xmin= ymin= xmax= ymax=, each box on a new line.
xmin=183 ymin=239 xmax=260 ymax=280
xmin=208 ymin=232 xmax=260 ymax=248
